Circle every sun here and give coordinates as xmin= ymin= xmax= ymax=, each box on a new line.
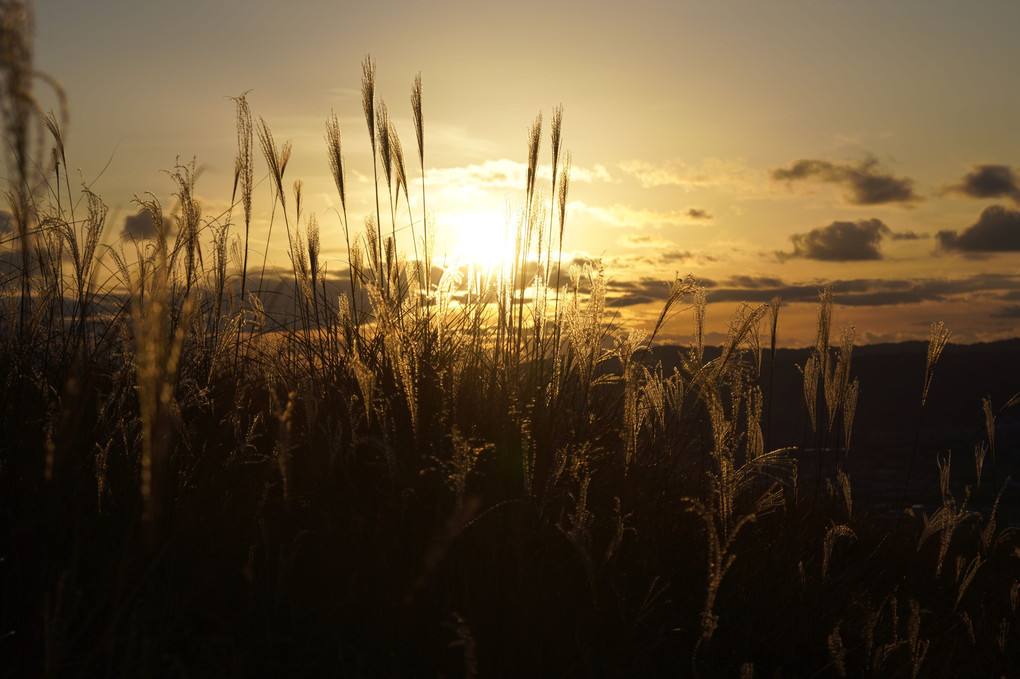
xmin=446 ymin=210 xmax=512 ymax=271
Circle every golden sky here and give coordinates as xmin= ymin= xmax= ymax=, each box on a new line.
xmin=26 ymin=0 xmax=1020 ymax=346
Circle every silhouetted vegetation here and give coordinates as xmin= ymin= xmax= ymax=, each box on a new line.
xmin=1 ymin=4 xmax=1018 ymax=675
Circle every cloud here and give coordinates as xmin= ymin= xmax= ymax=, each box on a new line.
xmin=425 ymin=159 xmax=611 ymax=197
xmin=121 ymin=211 xmax=174 ymax=240
xmin=699 ymin=273 xmax=1020 ymax=307
xmin=592 ymin=270 xmax=1020 ymax=312
xmin=889 ymin=230 xmax=928 ymax=240
xmin=785 ymin=219 xmax=891 ymax=261
xmin=618 ymin=157 xmax=764 ymax=195
xmin=0 ymin=210 xmax=12 ymax=237
xmin=992 ymin=305 xmax=1020 ymax=318
xmin=936 ymin=205 xmax=1020 ymax=253
xmin=619 ymin=233 xmax=674 ymax=249
xmin=771 ymin=155 xmax=921 ymax=205
xmin=724 ymin=275 xmax=785 ymax=289
xmin=946 ymin=164 xmax=1020 ymax=203
xmin=570 ymin=201 xmax=713 ymax=229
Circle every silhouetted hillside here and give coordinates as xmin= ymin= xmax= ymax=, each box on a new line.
xmin=650 ymin=339 xmax=1020 ymax=520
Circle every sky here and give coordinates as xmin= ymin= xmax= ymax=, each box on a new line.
xmin=21 ymin=0 xmax=1020 ymax=346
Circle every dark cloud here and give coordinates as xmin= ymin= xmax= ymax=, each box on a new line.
xmin=0 ymin=210 xmax=12 ymax=237
xmin=785 ymin=219 xmax=891 ymax=261
xmin=722 ymin=275 xmax=785 ymax=289
xmin=121 ymin=211 xmax=174 ymax=240
xmin=591 ymin=271 xmax=1020 ymax=311
xmin=947 ymin=164 xmax=1020 ymax=203
xmin=992 ymin=305 xmax=1020 ymax=319
xmin=889 ymin=230 xmax=928 ymax=240
xmin=700 ymin=273 xmax=1020 ymax=307
xmin=771 ymin=155 xmax=921 ymax=205
xmin=685 ymin=208 xmax=713 ymax=220
xmin=937 ymin=205 xmax=1020 ymax=253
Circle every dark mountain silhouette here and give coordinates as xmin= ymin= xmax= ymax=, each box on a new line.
xmin=648 ymin=338 xmax=1020 ymax=521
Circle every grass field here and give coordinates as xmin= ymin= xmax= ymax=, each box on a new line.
xmin=2 ymin=6 xmax=1019 ymax=675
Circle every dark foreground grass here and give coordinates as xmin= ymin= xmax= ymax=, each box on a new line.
xmin=2 ymin=4 xmax=1019 ymax=675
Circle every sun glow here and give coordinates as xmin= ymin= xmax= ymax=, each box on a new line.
xmin=446 ymin=210 xmax=513 ymax=271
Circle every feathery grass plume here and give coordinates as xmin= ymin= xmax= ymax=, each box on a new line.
xmin=767 ymin=294 xmax=781 ymax=354
xmin=974 ymin=442 xmax=987 ymax=488
xmin=824 ymin=323 xmax=855 ymax=432
xmin=692 ymin=284 xmax=707 ymax=363
xmin=411 ymin=72 xmax=423 ymax=166
xmin=827 ymin=620 xmax=847 ymax=678
xmin=361 ymin=54 xmax=377 ymax=152
xmin=166 ymin=158 xmax=204 ymax=293
xmin=377 ymin=100 xmax=393 ymax=198
xmin=293 ymin=179 xmax=303 ymax=225
xmin=922 ymin=321 xmax=951 ymax=407
xmin=815 ymin=284 xmax=833 ymax=374
xmin=801 ymin=353 xmax=819 ymax=433
xmin=836 ymin=468 xmax=852 ymax=519
xmin=290 ymin=225 xmax=311 ymax=308
xmin=564 ymin=260 xmax=607 ymax=391
xmin=552 ymin=151 xmax=571 ymax=299
xmin=718 ymin=302 xmax=767 ymax=369
xmin=525 ymin=113 xmax=542 ymax=207
xmin=410 ymin=72 xmax=430 ymax=289
xmin=937 ymin=449 xmax=952 ymax=501
xmin=209 ymin=218 xmax=230 ymax=346
xmin=981 ymin=396 xmax=995 ymax=469
xmin=977 ymin=476 xmax=1011 ymax=556
xmin=746 ymin=385 xmax=764 ymax=460
xmin=918 ymin=453 xmax=979 ymax=577
xmin=445 ymin=428 xmax=487 ymax=511
xmin=549 ymin=104 xmax=563 ymax=186
xmin=686 ymin=496 xmax=757 ymax=653
xmin=389 ymin=121 xmax=409 ymax=210
xmin=616 ymin=328 xmax=647 ymax=469
xmin=231 ymin=93 xmax=254 ymax=300
xmin=325 ymin=109 xmax=359 ymax=325
xmin=907 ymin=600 xmax=928 ymax=679
xmin=843 ymin=378 xmax=858 ymax=453
xmin=51 ymin=185 xmax=106 ymax=348
xmin=954 ymin=554 xmax=983 ymax=611
xmin=325 ymin=111 xmax=347 ymax=212
xmin=361 ymin=55 xmax=386 ymax=285
xmin=546 ymin=105 xmax=563 ymax=266
xmin=307 ymin=214 xmax=320 ymax=302
xmin=648 ymin=273 xmax=694 ymax=352
xmin=764 ymin=295 xmax=781 ymax=447
xmin=256 ymin=119 xmax=290 ymax=210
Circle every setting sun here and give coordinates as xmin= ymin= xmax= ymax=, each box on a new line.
xmin=445 ymin=209 xmax=513 ymax=271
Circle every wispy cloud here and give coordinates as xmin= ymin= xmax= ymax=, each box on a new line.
xmin=944 ymin=164 xmax=1020 ymax=203
xmin=618 ymin=233 xmax=674 ymax=249
xmin=771 ymin=154 xmax=921 ymax=206
xmin=424 ymin=159 xmax=611 ymax=197
xmin=618 ymin=157 xmax=764 ymax=194
xmin=570 ymin=201 xmax=713 ymax=229
xmin=937 ymin=204 xmax=1020 ymax=253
